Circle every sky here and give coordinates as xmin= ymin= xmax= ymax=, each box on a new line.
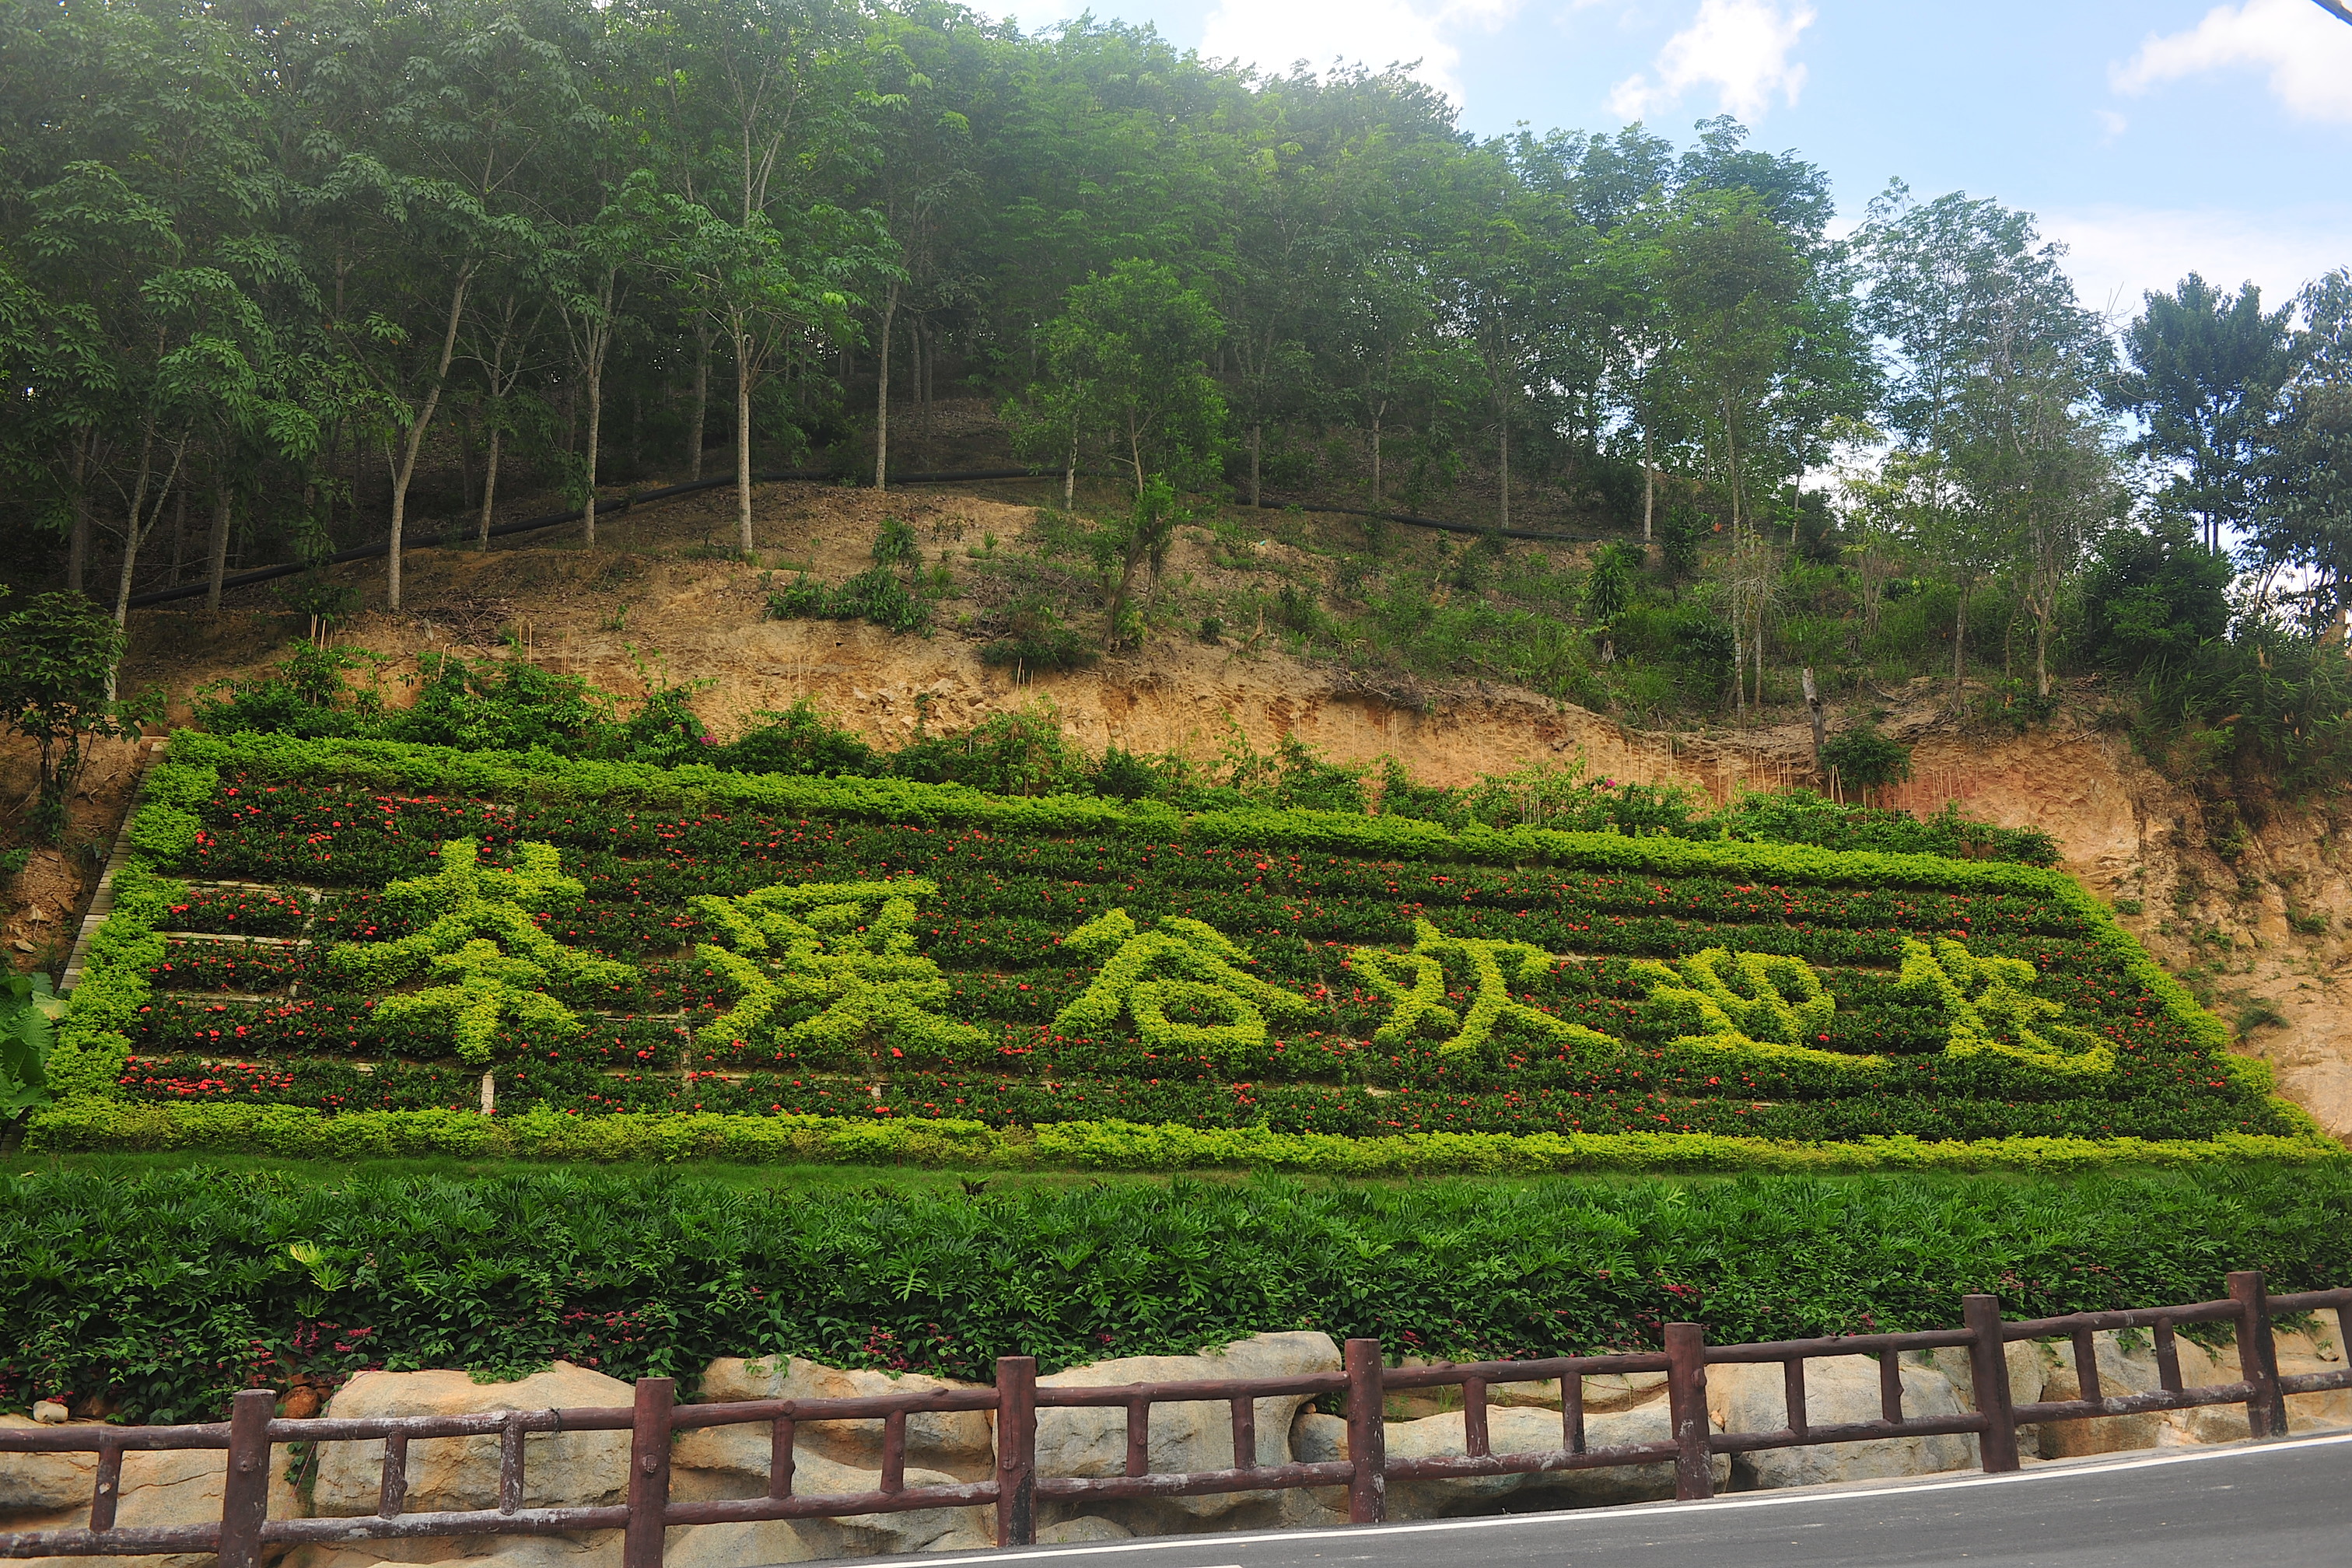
xmin=996 ymin=0 xmax=2352 ymax=322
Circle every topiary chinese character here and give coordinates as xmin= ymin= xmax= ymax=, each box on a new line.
xmin=1054 ymin=908 xmax=1313 ymax=1060
xmin=1896 ymin=936 xmax=2113 ymax=1076
xmin=1628 ymin=947 xmax=1846 ymax=1063
xmin=692 ymin=879 xmax=985 ymax=1057
xmin=329 ymin=838 xmax=633 ymax=1066
xmin=1352 ymin=919 xmax=1619 ymax=1057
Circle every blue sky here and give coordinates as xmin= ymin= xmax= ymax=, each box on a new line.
xmin=1003 ymin=0 xmax=2350 ymax=320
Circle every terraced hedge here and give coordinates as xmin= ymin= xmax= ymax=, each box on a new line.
xmin=40 ymin=730 xmax=2328 ymax=1164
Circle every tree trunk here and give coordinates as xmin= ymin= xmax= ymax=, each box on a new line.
xmin=583 ymin=357 xmax=603 ymax=548
xmin=206 ymin=485 xmax=231 ymax=611
xmin=1951 ymin=583 xmax=1968 ymax=696
xmin=387 ymin=271 xmax=472 ymax=613
xmin=113 ymin=432 xmax=187 ymax=626
xmin=478 ymin=422 xmax=502 ymax=548
xmin=1642 ymin=425 xmax=1654 ymax=544
xmin=735 ymin=331 xmax=754 ymax=554
xmin=1803 ymin=667 xmax=1825 ymax=779
xmin=873 ymin=285 xmax=898 ymax=492
xmin=688 ymin=329 xmax=709 ymax=481
xmin=68 ymin=429 xmax=90 ymax=595
xmin=1248 ymin=423 xmax=1262 ymax=509
xmin=1063 ymin=421 xmax=1076 ymax=509
xmin=1496 ymin=410 xmax=1510 ymax=531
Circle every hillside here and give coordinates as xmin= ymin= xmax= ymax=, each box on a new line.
xmin=3 ymin=475 xmax=2347 ymax=1143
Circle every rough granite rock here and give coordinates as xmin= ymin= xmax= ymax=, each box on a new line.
xmin=1307 ymin=1395 xmax=1726 ymax=1517
xmin=692 ymin=1360 xmax=993 ymax=1481
xmin=307 ymin=1365 xmax=635 ymax=1521
xmin=0 ymin=1432 xmax=303 ymax=1568
xmin=1706 ymin=1353 xmax=1978 ymax=1488
xmin=1032 ymin=1332 xmax=1339 ymax=1524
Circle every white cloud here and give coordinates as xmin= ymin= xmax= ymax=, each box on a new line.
xmin=2094 ymin=107 xmax=2128 ymax=142
xmin=2112 ymin=0 xmax=2352 ymax=124
xmin=1198 ymin=0 xmax=1524 ymax=100
xmin=1608 ymin=0 xmax=1815 ymax=124
xmin=2039 ymin=205 xmax=2350 ymax=321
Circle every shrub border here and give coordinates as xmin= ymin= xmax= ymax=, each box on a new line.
xmin=23 ymin=1100 xmax=2347 ymax=1173
xmin=46 ymin=729 xmax=2331 ymax=1166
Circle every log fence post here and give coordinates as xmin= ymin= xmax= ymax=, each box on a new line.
xmin=1965 ymin=1294 xmax=2020 ymax=1473
xmin=995 ymin=1356 xmax=1038 ymax=1548
xmin=2229 ymin=1270 xmax=2288 ymax=1439
xmin=1343 ymin=1339 xmax=1387 ymax=1525
xmin=1664 ymin=1322 xmax=1713 ymax=1502
xmin=622 ymin=1377 xmax=673 ymax=1568
xmin=216 ymin=1389 xmax=275 ymax=1568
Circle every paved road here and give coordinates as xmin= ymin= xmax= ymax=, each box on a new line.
xmin=821 ymin=1429 xmax=2352 ymax=1568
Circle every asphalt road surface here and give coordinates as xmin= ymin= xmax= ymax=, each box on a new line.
xmin=809 ymin=1428 xmax=2352 ymax=1568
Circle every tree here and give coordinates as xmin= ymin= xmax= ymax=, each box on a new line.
xmin=2249 ymin=269 xmax=2352 ymax=627
xmin=0 ymin=592 xmax=139 ymax=841
xmin=2110 ymin=273 xmax=2291 ymax=554
xmin=1027 ymin=259 xmax=1227 ymax=499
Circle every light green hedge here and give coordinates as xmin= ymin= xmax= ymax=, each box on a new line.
xmin=26 ymin=1100 xmax=2344 ymax=1174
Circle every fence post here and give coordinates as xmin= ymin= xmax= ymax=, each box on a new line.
xmin=1343 ymin=1338 xmax=1387 ymax=1526
xmin=216 ymin=1389 xmax=275 ymax=1568
xmin=994 ymin=1356 xmax=1038 ymax=1549
xmin=1964 ymin=1294 xmax=2020 ymax=1473
xmin=1664 ymin=1322 xmax=1713 ymax=1502
xmin=623 ymin=1377 xmax=674 ymax=1568
xmin=2228 ymin=1271 xmax=2289 ymax=1439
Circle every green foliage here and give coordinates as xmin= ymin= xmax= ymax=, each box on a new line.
xmin=1820 ymin=723 xmax=1913 ymax=793
xmin=1055 ymin=910 xmax=1313 ymax=1062
xmin=2081 ymin=521 xmax=2233 ymax=675
xmin=766 ymin=520 xmax=930 ymax=634
xmin=0 ymin=592 xmax=139 ymax=842
xmin=0 ymin=973 xmax=61 ymax=1115
xmin=5 ymin=1158 xmax=2350 ymax=1421
xmin=979 ymin=600 xmax=1097 ymax=675
xmin=714 ymin=700 xmax=880 ymax=777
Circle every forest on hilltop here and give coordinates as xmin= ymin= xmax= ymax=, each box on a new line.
xmin=2 ymin=0 xmax=2350 ymax=808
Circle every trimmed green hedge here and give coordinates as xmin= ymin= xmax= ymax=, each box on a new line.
xmin=27 ymin=1101 xmax=2343 ymax=1174
xmin=7 ymin=1162 xmax=2350 ymax=1423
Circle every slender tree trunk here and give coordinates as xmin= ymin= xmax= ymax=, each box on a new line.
xmin=206 ymin=485 xmax=231 ymax=611
xmin=1642 ymin=425 xmax=1654 ymax=544
xmin=113 ymin=430 xmax=188 ymax=626
xmin=583 ymin=357 xmax=604 ymax=548
xmin=1497 ymin=408 xmax=1510 ymax=531
xmin=1063 ymin=420 xmax=1076 ymax=509
xmin=1804 ymin=667 xmax=1825 ymax=778
xmin=1952 ymin=583 xmax=1968 ymax=696
xmin=68 ymin=429 xmax=90 ymax=595
xmin=478 ymin=421 xmax=502 ymax=548
xmin=688 ymin=328 xmax=710 ymax=481
xmin=735 ymin=330 xmax=754 ymax=554
xmin=387 ymin=270 xmax=472 ymax=613
xmin=873 ymin=285 xmax=898 ymax=492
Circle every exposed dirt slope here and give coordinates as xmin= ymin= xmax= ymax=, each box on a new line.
xmin=8 ymin=479 xmax=2346 ymax=1140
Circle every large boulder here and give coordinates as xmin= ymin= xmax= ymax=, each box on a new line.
xmin=1706 ymin=1353 xmax=1976 ymax=1489
xmin=0 ymin=1420 xmax=303 ymax=1568
xmin=1294 ymin=1387 xmax=1725 ymax=1517
xmin=1031 ymin=1332 xmax=1338 ymax=1528
xmin=691 ymin=1360 xmax=992 ymax=1482
xmin=307 ymin=1364 xmax=634 ymax=1520
xmin=2031 ymin=1321 xmax=2350 ymax=1458
xmin=666 ymin=1431 xmax=989 ymax=1559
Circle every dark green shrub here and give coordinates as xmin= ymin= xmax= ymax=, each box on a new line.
xmin=716 ymin=700 xmax=880 ymax=777
xmin=1821 ymin=722 xmax=1913 ymax=796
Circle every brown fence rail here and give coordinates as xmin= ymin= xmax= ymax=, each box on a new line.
xmin=5 ymin=1270 xmax=2348 ymax=1565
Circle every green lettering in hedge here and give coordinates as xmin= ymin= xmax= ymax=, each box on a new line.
xmin=328 ymin=838 xmax=634 ymax=1066
xmin=1897 ymin=936 xmax=2115 ymax=1076
xmin=1629 ymin=947 xmax=1864 ymax=1068
xmin=692 ymin=879 xmax=986 ymax=1056
xmin=1054 ymin=908 xmax=1313 ymax=1060
xmin=1353 ymin=919 xmax=1620 ymax=1057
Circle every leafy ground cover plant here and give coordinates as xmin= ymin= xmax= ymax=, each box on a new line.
xmin=47 ymin=732 xmax=2312 ymax=1158
xmin=4 ymin=1161 xmax=2349 ymax=1423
